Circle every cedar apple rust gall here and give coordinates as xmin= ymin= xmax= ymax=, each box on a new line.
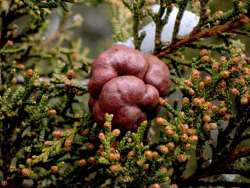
xmin=88 ymin=45 xmax=171 ymax=131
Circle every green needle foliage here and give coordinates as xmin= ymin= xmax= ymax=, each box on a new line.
xmin=0 ymin=0 xmax=250 ymax=187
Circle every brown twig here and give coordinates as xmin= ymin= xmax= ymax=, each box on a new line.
xmin=156 ymin=15 xmax=250 ymax=57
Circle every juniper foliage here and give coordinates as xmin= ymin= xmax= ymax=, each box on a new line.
xmin=0 ymin=0 xmax=250 ymax=187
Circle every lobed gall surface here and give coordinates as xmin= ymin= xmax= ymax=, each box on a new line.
xmin=88 ymin=45 xmax=171 ymax=131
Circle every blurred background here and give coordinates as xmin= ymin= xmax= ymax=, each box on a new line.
xmin=49 ymin=0 xmax=250 ymax=58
